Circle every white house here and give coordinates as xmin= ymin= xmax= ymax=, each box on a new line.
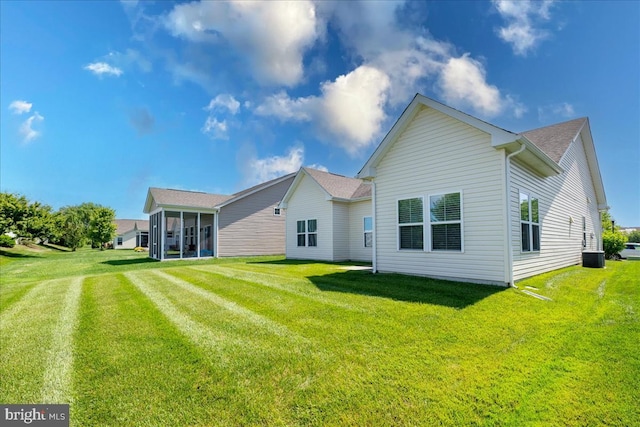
xmin=355 ymin=94 xmax=607 ymax=286
xmin=143 ymin=173 xmax=294 ymax=260
xmin=279 ymin=167 xmax=372 ymax=262
xmin=113 ymin=219 xmax=149 ymax=249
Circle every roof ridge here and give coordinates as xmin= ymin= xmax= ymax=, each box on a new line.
xmin=520 ymin=116 xmax=587 ymax=135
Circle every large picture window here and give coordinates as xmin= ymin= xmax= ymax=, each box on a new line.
xmin=398 ymin=197 xmax=423 ymax=250
xmin=520 ymin=192 xmax=540 ymax=252
xmin=429 ymin=192 xmax=462 ymax=251
xmin=297 ymin=219 xmax=317 ymax=247
xmin=364 ymin=216 xmax=373 ymax=248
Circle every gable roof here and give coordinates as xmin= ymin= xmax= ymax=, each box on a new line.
xmin=357 ymin=93 xmax=607 ymax=209
xmin=280 ymin=167 xmax=371 ymax=207
xmin=114 ymin=219 xmax=149 ymax=234
xmin=215 ymin=173 xmax=295 ymax=208
xmin=521 ymin=117 xmax=588 ymax=163
xmin=143 ymin=188 xmax=231 ymax=213
xmin=143 ymin=173 xmax=296 ymax=214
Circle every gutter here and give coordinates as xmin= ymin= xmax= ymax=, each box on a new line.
xmin=505 ymin=143 xmax=526 ymax=286
xmin=371 ymin=181 xmax=377 ymax=273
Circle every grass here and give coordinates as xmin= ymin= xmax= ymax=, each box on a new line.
xmin=1 ymin=244 xmax=638 ymax=425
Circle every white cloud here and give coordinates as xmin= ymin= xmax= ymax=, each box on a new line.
xmin=538 ymin=102 xmax=575 ymax=122
xmin=244 ymin=145 xmax=304 ymax=185
xmin=202 ymin=117 xmax=228 ymax=140
xmin=84 ymin=62 xmax=124 ymax=77
xmin=318 ymin=65 xmax=390 ymax=153
xmin=205 ymin=94 xmax=241 ymax=115
xmin=307 ymin=163 xmax=328 ymax=172
xmin=19 ymin=112 xmax=44 ymax=144
xmin=437 ymin=54 xmax=525 ymax=118
xmin=164 ymin=0 xmax=320 ymax=86
xmin=255 ymin=65 xmax=390 ymax=155
xmin=493 ymin=0 xmax=555 ymax=56
xmin=9 ymin=100 xmax=33 ymax=114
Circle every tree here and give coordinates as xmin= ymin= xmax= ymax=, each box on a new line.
xmin=0 ymin=193 xmax=55 ymax=242
xmin=626 ymin=230 xmax=640 ymax=243
xmin=88 ymin=206 xmax=117 ymax=250
xmin=0 ymin=193 xmax=29 ymax=234
xmin=55 ymin=207 xmax=86 ymax=251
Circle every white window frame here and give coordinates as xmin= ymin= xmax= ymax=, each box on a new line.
xmin=427 ymin=190 xmax=464 ymax=252
xmin=582 ymin=216 xmax=587 ymax=249
xmin=363 ymin=216 xmax=373 ymax=248
xmin=520 ymin=191 xmax=540 ymax=253
xmin=273 ymin=207 xmax=281 ymax=216
xmin=296 ymin=219 xmax=317 ymax=247
xmin=397 ymin=196 xmax=424 ymax=251
xmin=116 ymin=237 xmax=123 ymax=246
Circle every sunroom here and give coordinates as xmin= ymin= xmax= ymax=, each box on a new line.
xmin=144 ymin=187 xmax=230 ymax=261
xmin=148 ymin=210 xmax=215 ymax=260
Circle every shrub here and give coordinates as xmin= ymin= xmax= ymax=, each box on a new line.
xmin=0 ymin=234 xmax=16 ymax=248
xmin=134 ymin=246 xmax=146 ymax=252
xmin=603 ymin=230 xmax=627 ymax=259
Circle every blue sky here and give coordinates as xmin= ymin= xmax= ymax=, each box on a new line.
xmin=1 ymin=1 xmax=638 ymax=226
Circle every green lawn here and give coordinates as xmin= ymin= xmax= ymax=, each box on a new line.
xmin=1 ymin=246 xmax=638 ymax=426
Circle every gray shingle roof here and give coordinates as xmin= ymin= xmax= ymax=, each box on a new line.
xmin=520 ymin=117 xmax=587 ymax=163
xmin=304 ymin=167 xmax=371 ymax=199
xmin=149 ymin=188 xmax=231 ymax=209
xmin=114 ymin=219 xmax=149 ymax=234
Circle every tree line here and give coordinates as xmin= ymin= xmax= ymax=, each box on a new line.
xmin=0 ymin=192 xmax=117 ymax=251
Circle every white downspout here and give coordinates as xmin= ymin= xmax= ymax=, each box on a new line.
xmin=371 ymin=180 xmax=377 ymax=273
xmin=505 ymin=143 xmax=526 ymax=287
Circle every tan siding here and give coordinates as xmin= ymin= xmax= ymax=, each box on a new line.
xmin=217 ymin=177 xmax=293 ymax=256
xmin=348 ymin=200 xmax=373 ymax=262
xmin=284 ymin=174 xmax=335 ymax=261
xmin=374 ymin=106 xmax=507 ymax=285
xmin=511 ymin=134 xmax=602 ymax=280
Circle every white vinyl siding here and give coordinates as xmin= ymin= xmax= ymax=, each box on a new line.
xmin=284 ymin=174 xmax=334 ymax=261
xmin=348 ymin=200 xmax=373 ymax=262
xmin=332 ymin=202 xmax=349 ymax=260
xmin=373 ymin=106 xmax=507 ymax=285
xmin=511 ymin=133 xmax=602 ymax=281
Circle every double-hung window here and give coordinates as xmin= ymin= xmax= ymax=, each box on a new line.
xmin=429 ymin=192 xmax=462 ymax=251
xmin=398 ymin=198 xmax=424 ymax=250
xmin=297 ymin=219 xmax=317 ymax=247
xmin=582 ymin=216 xmax=587 ymax=248
xmin=363 ymin=216 xmax=373 ymax=247
xmin=520 ymin=192 xmax=540 ymax=252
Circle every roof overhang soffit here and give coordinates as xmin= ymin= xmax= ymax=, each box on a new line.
xmin=494 ymin=136 xmax=564 ymax=177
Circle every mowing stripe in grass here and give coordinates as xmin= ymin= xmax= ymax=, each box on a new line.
xmin=40 ymin=276 xmax=82 ymax=404
xmin=0 ymin=278 xmax=73 ymax=403
xmin=186 ymin=264 xmax=363 ymax=312
xmin=124 ymin=272 xmax=245 ymax=364
xmin=0 ymin=279 xmax=55 ymax=326
xmin=149 ymin=269 xmax=300 ymax=340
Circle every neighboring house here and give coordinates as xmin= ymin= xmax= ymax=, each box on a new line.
xmin=143 ymin=173 xmax=294 ymax=260
xmin=279 ymin=167 xmax=372 ymax=262
xmin=113 ymin=219 xmax=149 ymax=249
xmin=355 ymin=94 xmax=607 ymax=286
